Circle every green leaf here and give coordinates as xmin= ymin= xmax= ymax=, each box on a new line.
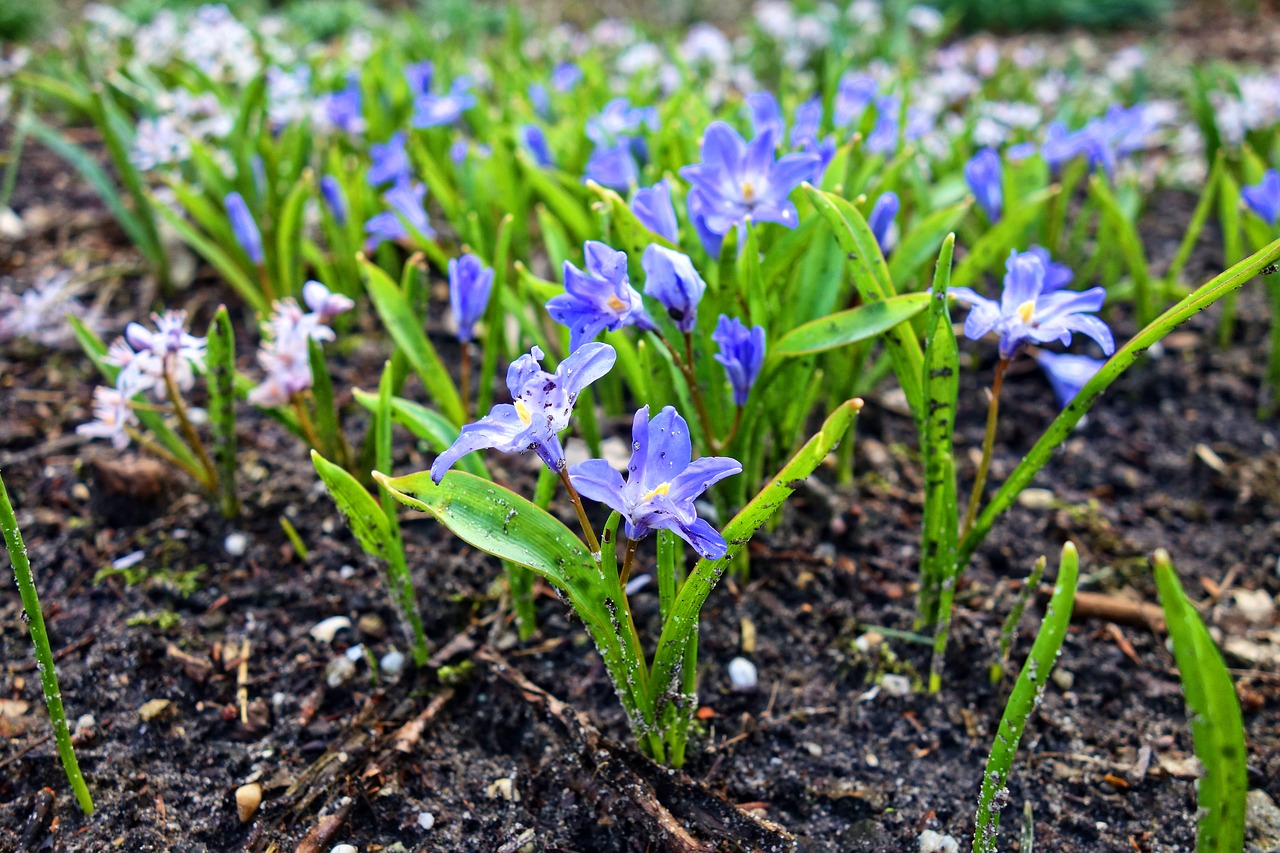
xmin=887 ymin=199 xmax=972 ymax=289
xmin=973 ymin=542 xmax=1078 ymax=853
xmin=587 ymin=181 xmax=678 ymax=255
xmin=959 ymin=236 xmax=1280 ymax=570
xmin=360 ymin=257 xmax=466 ymax=426
xmin=516 ymin=151 xmax=593 ymax=244
xmin=275 ymin=172 xmax=312 ymax=297
xmin=154 ymin=203 xmax=270 ymax=314
xmin=312 ymin=451 xmax=427 ymax=665
xmin=803 ymin=184 xmax=925 ymax=423
xmin=1152 ymin=550 xmax=1247 ymax=853
xmin=308 ymin=337 xmax=341 ymax=461
xmin=1090 ymin=176 xmax=1153 ymax=325
xmin=206 ymin=306 xmax=239 ymax=519
xmin=950 ymin=186 xmax=1057 ymax=291
xmin=770 ymin=292 xmax=931 ymax=358
xmin=647 ymin=398 xmax=863 ymax=765
xmin=352 ymin=390 xmax=487 ymax=478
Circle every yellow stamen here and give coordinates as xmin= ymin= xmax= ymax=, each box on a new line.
xmin=741 ymin=181 xmax=756 ymax=203
xmin=1016 ymin=300 xmax=1036 ymax=324
xmin=641 ymin=482 xmax=671 ymax=502
xmin=515 ymin=399 xmax=533 ymax=426
xmin=606 ymin=295 xmax=627 ymax=312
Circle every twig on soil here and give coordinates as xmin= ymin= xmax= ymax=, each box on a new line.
xmin=12 ymin=633 xmax=96 ymax=673
xmin=236 ymin=637 xmax=251 ymax=725
xmin=1045 ymin=586 xmax=1165 ymax=630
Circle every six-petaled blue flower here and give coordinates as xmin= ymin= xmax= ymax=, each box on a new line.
xmin=642 ymin=245 xmax=705 ymax=334
xmin=547 ymin=241 xmax=656 ymax=351
xmin=965 ymin=148 xmax=1003 ymax=221
xmin=570 ymin=405 xmax=741 ymax=559
xmin=632 ymin=180 xmax=679 ymax=243
xmin=431 ymin=343 xmax=617 ymax=480
xmin=868 ymin=191 xmax=900 ymax=255
xmin=1032 ymin=350 xmax=1106 ymax=408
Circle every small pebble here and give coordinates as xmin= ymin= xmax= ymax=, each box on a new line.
xmin=330 ymin=846 xmax=358 ymax=853
xmin=918 ymin=829 xmax=959 ymax=853
xmin=138 ymin=698 xmax=173 ymax=722
xmin=485 ymin=777 xmax=520 ymax=801
xmin=76 ymin=714 xmax=95 ymax=732
xmin=224 ymin=532 xmax=248 ymax=557
xmin=1052 ymin=669 xmax=1074 ymax=690
xmin=71 ymin=483 xmax=90 ymax=502
xmin=326 ymin=656 xmax=356 ymax=688
xmin=1017 ymin=488 xmax=1056 ymax=510
xmin=381 ymin=648 xmax=406 ymax=675
xmin=357 ymin=613 xmax=387 ymax=639
xmin=417 ymin=811 xmax=435 ymax=830
xmin=880 ymin=674 xmax=912 ymax=697
xmin=339 ymin=564 xmax=357 ymax=579
xmin=235 ymin=782 xmax=262 ymax=823
xmin=345 ymin=644 xmax=366 ymax=662
xmin=728 ymin=657 xmax=758 ymax=691
xmin=311 ymin=616 xmax=353 ymax=644
xmin=113 ymin=550 xmax=146 ymax=570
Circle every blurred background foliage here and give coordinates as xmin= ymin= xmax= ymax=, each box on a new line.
xmin=1 ymin=0 xmax=1273 ymax=47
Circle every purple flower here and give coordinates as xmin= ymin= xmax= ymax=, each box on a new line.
xmin=1026 ymin=245 xmax=1073 ymax=292
xmin=712 ymin=315 xmax=765 ymax=406
xmin=521 ymin=124 xmax=554 ymax=167
xmin=225 ymin=191 xmax=263 ymax=264
xmin=642 ymin=245 xmax=705 ymax=333
xmin=569 ymin=405 xmax=740 ymax=558
xmin=790 ymin=98 xmax=823 ymax=149
xmin=405 ymin=60 xmax=434 ymax=97
xmin=965 ymin=148 xmax=1003 ymax=222
xmin=631 ymin=180 xmax=678 ymax=242
xmin=364 ymin=180 xmax=434 ymax=251
xmin=551 ymin=62 xmax=583 ymax=92
xmin=1032 ymin=350 xmax=1106 ymax=408
xmin=412 ymin=77 xmax=476 ymax=128
xmin=448 ymin=253 xmax=494 ymax=343
xmin=584 ymin=140 xmax=638 ymax=190
xmin=746 ymin=91 xmax=784 ymax=140
xmin=1042 ymin=121 xmax=1115 ymax=176
xmin=325 ymin=75 xmax=364 ymax=135
xmin=528 ymin=82 xmax=550 ymax=118
xmin=687 ymin=190 xmax=724 ymax=257
xmin=586 ymin=98 xmax=656 ymax=148
xmin=868 ymin=191 xmax=899 ymax=255
xmin=947 ymin=249 xmax=1115 ymax=360
xmin=110 ymin=309 xmax=207 ymax=400
xmin=368 ymin=131 xmax=411 ymax=187
xmin=834 ymin=73 xmax=878 ymax=127
xmin=679 ymin=121 xmax=820 ymax=243
xmin=320 ymin=175 xmax=347 ymax=224
xmin=303 ymin=280 xmax=354 ymax=322
xmin=77 ymin=385 xmax=137 ymax=449
xmin=1243 ymin=170 xmax=1280 ymax=226
xmin=548 ymin=241 xmax=656 ymax=351
xmin=430 ymin=343 xmax=617 ymax=479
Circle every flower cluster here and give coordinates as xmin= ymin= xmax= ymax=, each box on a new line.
xmin=248 ymin=282 xmax=354 ymax=407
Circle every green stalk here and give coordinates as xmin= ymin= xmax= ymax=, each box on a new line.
xmin=1 ymin=472 xmax=94 ymax=815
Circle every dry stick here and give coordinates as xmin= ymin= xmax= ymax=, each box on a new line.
xmin=619 ymin=538 xmax=639 ymax=587
xmin=290 ymin=393 xmax=325 ymax=451
xmin=236 ymin=637 xmax=251 ymax=725
xmin=961 ymin=357 xmax=1009 ymax=538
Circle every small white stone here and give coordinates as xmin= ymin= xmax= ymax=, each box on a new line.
xmin=381 ymin=648 xmax=406 ymax=675
xmin=880 ymin=674 xmax=912 ymax=697
xmin=224 ymin=532 xmax=248 ymax=557
xmin=417 ymin=811 xmax=435 ymax=830
xmin=76 ymin=714 xmax=96 ymax=732
xmin=329 ymin=846 xmax=358 ymax=853
xmin=325 ymin=656 xmax=356 ymax=688
xmin=311 ymin=616 xmax=353 ymax=644
xmin=1233 ymin=588 xmax=1275 ymax=624
xmin=112 ymin=550 xmax=146 ymax=569
xmin=918 ymin=829 xmax=959 ymax=853
xmin=345 ymin=644 xmax=365 ymax=662
xmin=339 ymin=564 xmax=356 ymax=579
xmin=728 ymin=657 xmax=758 ymax=691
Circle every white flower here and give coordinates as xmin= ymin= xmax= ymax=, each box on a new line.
xmin=679 ymin=24 xmax=732 ymax=68
xmin=77 ymin=385 xmax=136 ymax=449
xmin=905 ymin=5 xmax=944 ymax=35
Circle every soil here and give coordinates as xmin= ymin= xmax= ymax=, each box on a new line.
xmin=3 ymin=117 xmax=1280 ymax=853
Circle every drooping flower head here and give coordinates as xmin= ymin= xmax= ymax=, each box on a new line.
xmin=631 ymin=180 xmax=678 ymax=243
xmin=324 ymin=74 xmax=364 ymax=135
xmin=225 ymin=191 xmax=263 ymax=264
xmin=642 ymin=245 xmax=705 ymax=334
xmin=569 ymin=405 xmax=741 ymax=559
xmin=1243 ymin=169 xmax=1280 ymax=226
xmin=547 ymin=241 xmax=656 ymax=351
xmin=1032 ymin=350 xmax=1106 ymax=408
xmin=947 ymin=249 xmax=1114 ymax=360
xmin=584 ymin=141 xmax=640 ymax=190
xmin=679 ymin=121 xmax=820 ymax=246
xmin=965 ymin=148 xmax=1003 ymax=222
xmin=430 ymin=343 xmax=617 ymax=480
xmin=712 ymin=315 xmax=766 ymax=406
xmin=520 ymin=124 xmax=554 ymax=168
xmin=404 ymin=60 xmax=434 ymax=97
xmin=868 ymin=191 xmax=900 ymax=255
xmin=448 ymin=253 xmax=494 ymax=343
xmin=303 ymin=280 xmax=355 ymax=322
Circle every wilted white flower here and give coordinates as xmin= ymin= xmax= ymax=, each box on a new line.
xmin=0 ymin=272 xmax=88 ymax=347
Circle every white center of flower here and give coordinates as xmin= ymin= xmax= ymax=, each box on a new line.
xmin=515 ymin=399 xmax=533 ymax=426
xmin=740 ymin=181 xmax=756 ymax=203
xmin=641 ymin=482 xmax=671 ymax=502
xmin=606 ymin=294 xmax=627 ymax=312
xmin=1016 ymin=300 xmax=1036 ymax=324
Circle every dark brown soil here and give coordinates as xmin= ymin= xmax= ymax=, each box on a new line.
xmin=3 ymin=124 xmax=1280 ymax=853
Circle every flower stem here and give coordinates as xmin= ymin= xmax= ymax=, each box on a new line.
xmin=257 ymin=264 xmax=275 ymax=305
xmin=460 ymin=344 xmax=472 ymax=420
xmin=661 ymin=333 xmax=721 ymax=453
xmin=291 ymin=393 xmax=325 ymax=451
xmin=125 ymin=425 xmax=211 ymax=488
xmin=961 ymin=358 xmax=1009 ymax=539
xmin=620 ymin=537 xmax=639 ymax=587
xmin=721 ymin=406 xmax=744 ymax=450
xmin=558 ymin=468 xmax=602 ymax=556
xmin=163 ymin=368 xmax=219 ymax=493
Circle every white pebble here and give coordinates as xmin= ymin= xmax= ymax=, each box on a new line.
xmin=880 ymin=674 xmax=912 ymax=697
xmin=311 ymin=616 xmax=353 ymax=644
xmin=339 ymin=564 xmax=357 ymax=579
xmin=381 ymin=648 xmax=406 ymax=675
xmin=112 ymin=550 xmax=145 ymax=570
xmin=727 ymin=657 xmax=758 ymax=691
xmin=918 ymin=829 xmax=959 ymax=853
xmin=330 ymin=846 xmax=358 ymax=853
xmin=345 ymin=644 xmax=366 ymax=662
xmin=224 ymin=532 xmax=248 ymax=557
xmin=326 ymin=656 xmax=356 ymax=688
xmin=76 ymin=714 xmax=95 ymax=732
xmin=417 ymin=811 xmax=435 ymax=830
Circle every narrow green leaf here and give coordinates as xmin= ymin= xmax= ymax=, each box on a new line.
xmin=275 ymin=172 xmax=312 ymax=297
xmin=516 ymin=151 xmax=593 ymax=244
xmin=154 ymin=203 xmax=270 ymax=313
xmin=771 ymin=292 xmax=931 ymax=358
xmin=308 ymin=338 xmax=341 ymax=461
xmin=887 ymin=199 xmax=972 ymax=289
xmin=352 ymin=390 xmax=488 ymax=479
xmin=1090 ymin=176 xmax=1153 ymax=324
xmin=951 ymin=186 xmax=1058 ymax=291
xmin=1153 ymin=550 xmax=1247 ymax=853
xmin=206 ymin=306 xmax=239 ymax=518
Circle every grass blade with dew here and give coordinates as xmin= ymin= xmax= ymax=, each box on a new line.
xmin=206 ymin=306 xmax=239 ymax=518
xmin=1152 ymin=549 xmax=1247 ymax=853
xmin=958 ymin=236 xmax=1280 ymax=572
xmin=973 ymin=542 xmax=1078 ymax=853
xmin=990 ymin=556 xmax=1047 ymax=684
xmin=1 ymin=471 xmax=94 ymax=815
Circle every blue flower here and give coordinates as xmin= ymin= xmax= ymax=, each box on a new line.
xmin=528 ymin=82 xmax=551 ymax=118
xmin=412 ymin=77 xmax=476 ymax=128
xmin=679 ymin=121 xmax=820 ymax=242
xmin=642 ymin=245 xmax=705 ymax=333
xmin=368 ymin=131 xmax=411 ymax=187
xmin=320 ymin=176 xmax=347 ymax=225
xmin=364 ymin=180 xmax=434 ymax=251
xmin=746 ymin=91 xmax=784 ymax=140
xmin=712 ymin=315 xmax=765 ymax=406
xmin=1026 ymin=245 xmax=1073 ymax=292
xmin=405 ymin=60 xmax=434 ymax=97
xmin=548 ymin=241 xmax=656 ymax=351
xmin=569 ymin=405 xmax=741 ymax=558
xmin=325 ymin=75 xmax=364 ymax=135
xmin=551 ymin=62 xmax=583 ymax=92
xmin=965 ymin=148 xmax=1003 ymax=222
xmin=631 ymin=180 xmax=678 ymax=243
xmin=584 ymin=140 xmax=638 ymax=190
xmin=449 ymin=253 xmax=494 ymax=343
xmin=1032 ymin=350 xmax=1106 ymax=408
xmin=586 ymin=98 xmax=656 ymax=148
xmin=225 ymin=191 xmax=263 ymax=264
xmin=1243 ymin=170 xmax=1280 ymax=226
xmin=687 ymin=190 xmax=724 ymax=257
xmin=833 ymin=73 xmax=878 ymax=128
xmin=947 ymin=250 xmax=1114 ymax=360
xmin=431 ymin=343 xmax=617 ymax=480
xmin=868 ymin=191 xmax=899 ymax=255
xmin=521 ymin=124 xmax=554 ymax=167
